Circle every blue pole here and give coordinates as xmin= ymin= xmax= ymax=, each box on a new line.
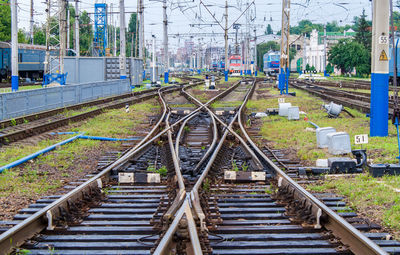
xmin=370 ymin=73 xmax=389 ymax=136
xmin=224 ymin=71 xmax=228 ymax=81
xmin=278 ymin=68 xmax=285 ymax=94
xmin=164 ymin=71 xmax=169 ymax=84
xmin=285 ymin=67 xmax=290 ymax=94
xmin=395 ymin=117 xmax=400 ymax=163
xmin=11 ymin=75 xmax=18 ymax=92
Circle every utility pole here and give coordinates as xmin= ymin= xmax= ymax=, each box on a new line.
xmin=323 ymin=24 xmax=327 ymax=75
xmin=67 ymin=5 xmax=70 ymax=51
xmin=75 ymin=0 xmax=80 ymax=56
xmin=254 ymin=28 xmax=257 ymax=76
xmin=139 ymin=0 xmax=144 ymax=64
xmin=119 ymin=0 xmax=127 ymax=79
xmin=152 ymin=35 xmax=156 ymax=83
xmin=113 ymin=4 xmax=117 ymax=57
xmin=370 ymin=0 xmax=390 ymax=137
xmin=224 ymin=0 xmax=228 ymax=81
xmin=11 ymin=0 xmax=18 ymax=91
xmin=59 ymin=0 xmax=67 ymax=75
xmin=163 ymin=0 xmax=169 ymax=83
xmin=197 ymin=38 xmax=201 ymax=72
xmin=279 ymin=0 xmax=290 ymax=94
xmin=30 ymin=0 xmax=34 ymax=45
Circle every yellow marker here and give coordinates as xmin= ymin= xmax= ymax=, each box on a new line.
xmin=379 ymin=50 xmax=388 ymax=61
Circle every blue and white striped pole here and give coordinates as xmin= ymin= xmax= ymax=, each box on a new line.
xmin=11 ymin=0 xmax=19 ymax=91
xmin=370 ymin=0 xmax=390 ymax=137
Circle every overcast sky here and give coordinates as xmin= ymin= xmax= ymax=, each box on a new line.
xmin=16 ymin=0 xmax=373 ymax=50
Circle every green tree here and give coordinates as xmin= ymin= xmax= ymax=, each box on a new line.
xmin=18 ymin=29 xmax=27 ymax=43
xmin=256 ymin=41 xmax=280 ymax=70
xmin=127 ymin=13 xmax=138 ymax=57
xmin=0 ymin=3 xmax=11 ymax=41
xmin=266 ymin=24 xmax=273 ymax=35
xmin=79 ymin=10 xmax=93 ymax=55
xmin=354 ymin=9 xmax=371 ymax=51
xmin=33 ymin=26 xmax=46 ymax=45
xmin=328 ymin=38 xmax=370 ymax=76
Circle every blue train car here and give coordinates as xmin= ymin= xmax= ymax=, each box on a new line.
xmin=263 ymin=51 xmax=280 ymax=76
xmin=0 ymin=42 xmax=48 ymax=82
xmin=390 ymin=38 xmax=400 ymax=83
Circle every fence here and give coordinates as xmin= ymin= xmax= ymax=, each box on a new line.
xmin=63 ymin=57 xmax=143 ymax=86
xmin=0 ymin=79 xmax=130 ymax=121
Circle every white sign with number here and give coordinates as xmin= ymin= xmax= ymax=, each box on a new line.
xmin=278 ymin=98 xmax=285 ymax=103
xmin=355 ymin=134 xmax=368 ymax=145
xmin=379 ymin=36 xmax=389 ymax=45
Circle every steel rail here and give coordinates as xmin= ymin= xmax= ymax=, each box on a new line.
xmin=154 ymin=79 xmax=248 ymax=254
xmin=181 ymin=81 xmax=263 ymax=169
xmin=238 ymin=82 xmax=388 ymax=255
xmin=0 ymin=82 xmax=207 ymax=254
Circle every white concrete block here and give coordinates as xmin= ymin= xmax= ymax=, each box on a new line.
xmin=287 ymin=106 xmax=300 ymax=120
xmin=278 ymin=103 xmax=292 ymax=116
xmin=327 ymin=132 xmax=352 ymax=155
xmin=316 ymin=127 xmax=336 ymax=148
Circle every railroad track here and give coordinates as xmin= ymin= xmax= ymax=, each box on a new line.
xmin=1 ymin=77 xmax=400 ymax=254
xmin=0 ymin=81 xmax=203 ymax=145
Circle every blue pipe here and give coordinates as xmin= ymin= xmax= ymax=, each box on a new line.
xmin=308 ymin=121 xmax=320 ymax=129
xmin=80 ymin=135 xmax=140 ymax=141
xmin=50 ymin=132 xmax=140 ymax=141
xmin=0 ymin=133 xmax=83 ymax=173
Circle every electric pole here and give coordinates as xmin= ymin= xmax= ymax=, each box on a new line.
xmin=254 ymin=28 xmax=257 ymax=75
xmin=303 ymin=33 xmax=306 ymax=72
xmin=279 ymin=0 xmax=290 ymax=94
xmin=11 ymin=0 xmax=18 ymax=91
xmin=119 ymin=0 xmax=127 ymax=79
xmin=139 ymin=0 xmax=144 ymax=64
xmin=224 ymin=0 xmax=228 ymax=81
xmin=152 ymin=35 xmax=156 ymax=83
xmin=163 ymin=0 xmax=169 ymax=82
xmin=113 ymin=4 xmax=117 ymax=57
xmin=59 ymin=0 xmax=67 ymax=75
xmin=75 ymin=0 xmax=80 ymax=56
xmin=67 ymin=5 xmax=70 ymax=51
xmin=30 ymin=0 xmax=34 ymax=45
xmin=370 ymin=0 xmax=390 ymax=137
xmin=323 ymin=24 xmax=327 ymax=74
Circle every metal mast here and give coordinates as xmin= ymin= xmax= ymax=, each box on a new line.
xmin=163 ymin=0 xmax=169 ymax=82
xmin=43 ymin=0 xmax=68 ymax=85
xmin=11 ymin=0 xmax=18 ymax=91
xmin=75 ymin=0 xmax=80 ymax=57
xmin=279 ymin=0 xmax=290 ymax=94
xmin=30 ymin=0 xmax=34 ymax=45
xmin=224 ymin=0 xmax=228 ymax=80
xmin=119 ymin=0 xmax=127 ymax=79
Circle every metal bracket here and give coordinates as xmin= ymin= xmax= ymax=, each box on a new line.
xmin=46 ymin=210 xmax=54 ymax=231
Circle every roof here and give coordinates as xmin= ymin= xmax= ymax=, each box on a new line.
xmin=0 ymin=42 xmax=48 ymax=50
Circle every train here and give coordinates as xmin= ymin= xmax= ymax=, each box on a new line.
xmin=0 ymin=42 xmax=50 ymax=82
xmin=390 ymin=39 xmax=400 ymax=83
xmin=263 ymin=51 xmax=280 ymax=76
xmin=228 ymin=55 xmax=242 ymax=76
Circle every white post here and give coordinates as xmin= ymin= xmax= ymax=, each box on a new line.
xmin=113 ymin=4 xmax=117 ymax=57
xmin=119 ymin=0 xmax=127 ymax=79
xmin=323 ymin=24 xmax=327 ymax=73
xmin=30 ymin=0 xmax=34 ymax=45
xmin=67 ymin=6 xmax=70 ymax=51
xmin=11 ymin=0 xmax=18 ymax=91
xmin=370 ymin=0 xmax=390 ymax=137
xmin=75 ymin=0 xmax=80 ymax=56
xmin=152 ymin=35 xmax=156 ymax=83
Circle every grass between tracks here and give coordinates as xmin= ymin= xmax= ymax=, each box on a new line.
xmin=247 ymin=86 xmax=399 ymax=164
xmin=307 ymin=175 xmax=400 ymax=238
xmin=248 ymin=83 xmax=400 ymax=237
xmin=0 ymin=100 xmax=159 ymax=205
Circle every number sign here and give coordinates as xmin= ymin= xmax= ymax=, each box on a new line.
xmin=355 ymin=134 xmax=368 ymax=145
